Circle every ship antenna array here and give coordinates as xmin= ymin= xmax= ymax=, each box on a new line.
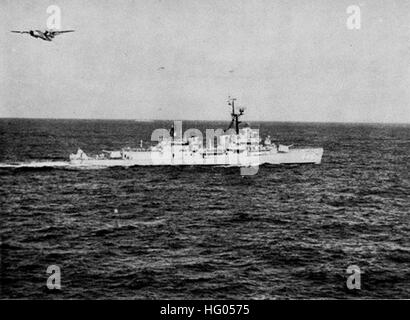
xmin=227 ymin=96 xmax=245 ymax=134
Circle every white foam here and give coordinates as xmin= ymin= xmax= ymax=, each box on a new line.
xmin=0 ymin=161 xmax=134 ymax=169
xmin=0 ymin=161 xmax=70 ymax=168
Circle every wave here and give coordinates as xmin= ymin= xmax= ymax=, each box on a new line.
xmin=92 ymin=219 xmax=167 ymax=236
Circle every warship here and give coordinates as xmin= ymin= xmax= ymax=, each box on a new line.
xmin=69 ymin=98 xmax=323 ymax=167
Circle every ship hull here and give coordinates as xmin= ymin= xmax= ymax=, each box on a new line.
xmin=69 ymin=148 xmax=323 ymax=167
xmin=260 ymin=148 xmax=323 ymax=165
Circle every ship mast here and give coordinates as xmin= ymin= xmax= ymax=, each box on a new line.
xmin=227 ymin=97 xmax=245 ymax=134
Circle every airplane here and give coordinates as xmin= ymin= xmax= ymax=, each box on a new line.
xmin=10 ymin=29 xmax=75 ymax=41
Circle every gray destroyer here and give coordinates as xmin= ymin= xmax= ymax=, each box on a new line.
xmin=70 ymin=98 xmax=323 ymax=167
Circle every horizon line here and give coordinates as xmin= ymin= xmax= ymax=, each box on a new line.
xmin=1 ymin=116 xmax=409 ymax=125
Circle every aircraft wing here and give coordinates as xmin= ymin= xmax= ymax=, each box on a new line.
xmin=50 ymin=30 xmax=75 ymax=36
xmin=11 ymin=30 xmax=30 ymax=34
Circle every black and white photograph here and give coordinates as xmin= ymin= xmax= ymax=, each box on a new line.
xmin=1 ymin=0 xmax=409 ymax=309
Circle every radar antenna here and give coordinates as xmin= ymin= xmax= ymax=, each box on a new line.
xmin=226 ymin=97 xmax=245 ymax=134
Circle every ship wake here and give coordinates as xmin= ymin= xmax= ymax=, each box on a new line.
xmin=0 ymin=161 xmax=114 ymax=170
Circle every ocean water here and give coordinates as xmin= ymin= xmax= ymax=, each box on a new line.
xmin=0 ymin=119 xmax=409 ymax=299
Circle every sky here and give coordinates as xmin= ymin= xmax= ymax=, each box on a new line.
xmin=1 ymin=0 xmax=410 ymax=122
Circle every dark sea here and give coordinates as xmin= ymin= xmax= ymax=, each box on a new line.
xmin=0 ymin=119 xmax=409 ymax=299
